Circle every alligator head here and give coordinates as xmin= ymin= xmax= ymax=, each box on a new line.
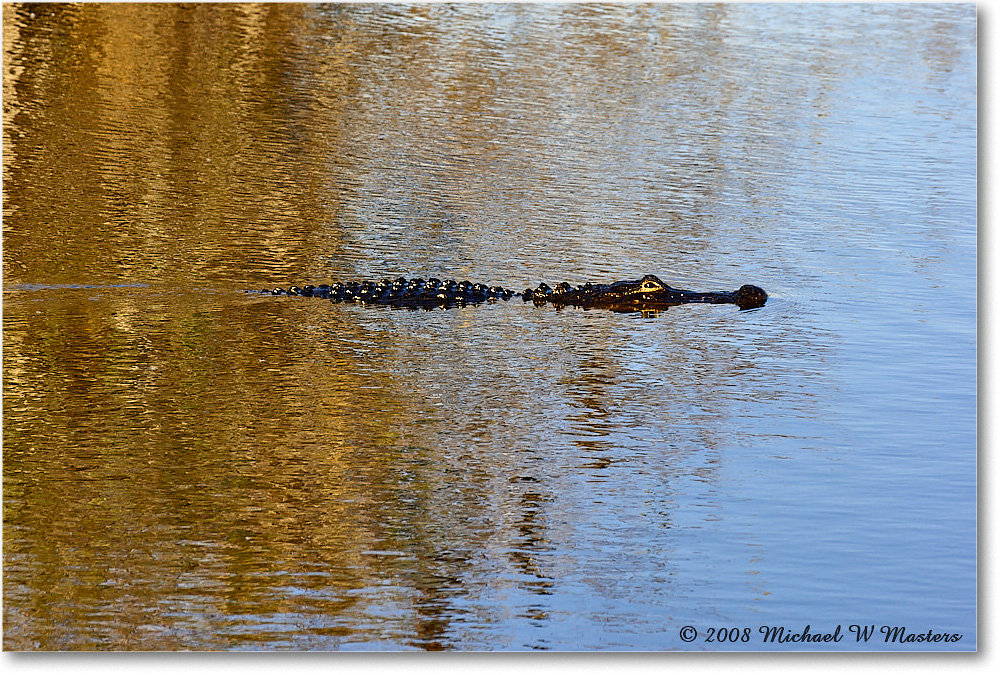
xmin=525 ymin=274 xmax=768 ymax=311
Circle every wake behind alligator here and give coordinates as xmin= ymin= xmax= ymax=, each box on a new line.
xmin=257 ymin=274 xmax=767 ymax=312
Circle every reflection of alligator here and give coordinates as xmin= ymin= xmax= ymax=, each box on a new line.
xmin=258 ymin=275 xmax=767 ymax=312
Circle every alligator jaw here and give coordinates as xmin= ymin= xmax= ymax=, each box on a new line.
xmin=658 ymin=284 xmax=768 ymax=310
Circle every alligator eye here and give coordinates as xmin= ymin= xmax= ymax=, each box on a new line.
xmin=642 ymin=282 xmax=660 ymax=290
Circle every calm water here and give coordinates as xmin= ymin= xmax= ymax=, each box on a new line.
xmin=2 ymin=3 xmax=976 ymax=651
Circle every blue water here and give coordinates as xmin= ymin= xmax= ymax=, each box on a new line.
xmin=2 ymin=3 xmax=976 ymax=651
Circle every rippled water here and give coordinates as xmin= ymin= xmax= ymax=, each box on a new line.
xmin=3 ymin=3 xmax=976 ymax=651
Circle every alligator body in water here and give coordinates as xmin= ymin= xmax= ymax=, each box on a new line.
xmin=258 ymin=275 xmax=767 ymax=312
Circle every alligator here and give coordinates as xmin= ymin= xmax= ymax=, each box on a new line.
xmin=257 ymin=275 xmax=767 ymax=312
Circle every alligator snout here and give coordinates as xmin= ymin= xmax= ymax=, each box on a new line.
xmin=734 ymin=285 xmax=768 ymax=310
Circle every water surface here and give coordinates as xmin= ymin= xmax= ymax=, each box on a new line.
xmin=3 ymin=3 xmax=976 ymax=650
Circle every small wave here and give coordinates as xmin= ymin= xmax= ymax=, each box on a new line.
xmin=4 ymin=283 xmax=152 ymax=291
